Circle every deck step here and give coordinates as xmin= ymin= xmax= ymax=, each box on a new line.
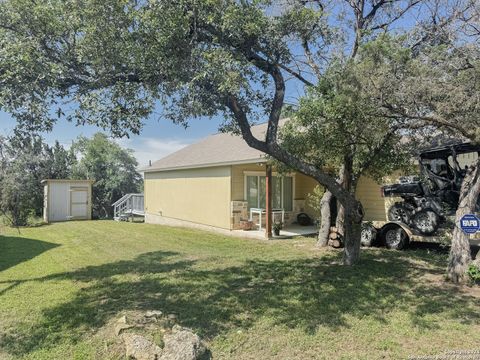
xmin=112 ymin=193 xmax=144 ymax=221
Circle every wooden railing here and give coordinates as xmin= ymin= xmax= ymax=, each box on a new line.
xmin=113 ymin=193 xmax=144 ymax=220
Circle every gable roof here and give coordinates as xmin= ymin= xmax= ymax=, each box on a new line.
xmin=143 ymin=121 xmax=280 ymax=172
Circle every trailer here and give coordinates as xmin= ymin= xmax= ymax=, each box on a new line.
xmin=359 ymin=141 xmax=480 ymax=249
xmin=360 ymin=216 xmax=480 ymax=250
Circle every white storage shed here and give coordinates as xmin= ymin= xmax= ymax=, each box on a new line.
xmin=42 ymin=179 xmax=94 ymax=223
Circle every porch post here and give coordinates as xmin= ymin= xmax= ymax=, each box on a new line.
xmin=265 ymin=164 xmax=272 ymax=239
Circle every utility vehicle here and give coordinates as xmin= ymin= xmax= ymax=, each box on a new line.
xmin=361 ymin=142 xmax=480 ymax=250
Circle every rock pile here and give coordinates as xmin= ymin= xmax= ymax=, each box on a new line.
xmin=114 ymin=310 xmax=208 ymax=360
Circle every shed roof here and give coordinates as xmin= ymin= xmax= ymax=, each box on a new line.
xmin=143 ymin=121 xmax=283 ymax=172
xmin=41 ymin=179 xmax=95 ymax=184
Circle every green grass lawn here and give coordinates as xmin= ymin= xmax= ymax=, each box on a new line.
xmin=0 ymin=221 xmax=479 ymax=359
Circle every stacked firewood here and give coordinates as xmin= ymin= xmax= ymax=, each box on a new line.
xmin=327 ymin=227 xmax=343 ymax=248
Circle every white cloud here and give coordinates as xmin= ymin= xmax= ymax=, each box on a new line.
xmin=42 ymin=134 xmax=191 ymax=169
xmin=119 ymin=137 xmax=192 ymax=168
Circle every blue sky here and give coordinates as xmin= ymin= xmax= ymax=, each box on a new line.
xmin=0 ymin=110 xmax=225 ymax=167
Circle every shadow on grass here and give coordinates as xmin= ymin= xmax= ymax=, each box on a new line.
xmin=0 ymin=235 xmax=59 ymax=273
xmin=1 ymin=249 xmax=479 ymax=357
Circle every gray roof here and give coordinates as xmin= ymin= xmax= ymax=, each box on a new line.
xmin=143 ymin=122 xmax=280 ymax=172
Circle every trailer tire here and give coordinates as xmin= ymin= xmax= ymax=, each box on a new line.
xmin=382 ymin=225 xmax=409 ymax=250
xmin=361 ymin=224 xmax=377 ymax=247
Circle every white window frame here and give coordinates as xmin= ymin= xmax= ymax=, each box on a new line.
xmin=243 ymin=171 xmax=295 ymax=211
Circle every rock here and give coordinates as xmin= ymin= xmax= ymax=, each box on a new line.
xmin=114 ymin=314 xmax=135 ymax=336
xmin=145 ymin=310 xmax=163 ymax=319
xmin=115 ymin=323 xmax=135 ymax=336
xmin=160 ymin=325 xmax=206 ymax=360
xmin=167 ymin=314 xmax=177 ymax=321
xmin=123 ymin=333 xmax=162 ymax=360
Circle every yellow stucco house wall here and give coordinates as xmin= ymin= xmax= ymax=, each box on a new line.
xmin=144 ymin=166 xmax=232 ymax=229
xmin=143 ymin=122 xmax=393 ymax=232
xmin=144 ymin=162 xmax=390 ymax=230
xmin=144 ymin=163 xmax=329 ymax=230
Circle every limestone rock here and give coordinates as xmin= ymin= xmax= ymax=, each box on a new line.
xmin=115 ymin=323 xmax=134 ymax=336
xmin=123 ymin=333 xmax=162 ymax=360
xmin=160 ymin=325 xmax=206 ymax=360
xmin=166 ymin=314 xmax=177 ymax=322
xmin=145 ymin=310 xmax=163 ymax=319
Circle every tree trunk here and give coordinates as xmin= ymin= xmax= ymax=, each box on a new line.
xmin=317 ymin=190 xmax=333 ymax=247
xmin=337 ymin=156 xmax=354 ymax=237
xmin=336 ymin=203 xmax=345 ymax=237
xmin=338 ymin=154 xmax=364 ymax=265
xmin=447 ymin=159 xmax=480 ymax=283
xmin=343 ymin=209 xmax=362 ymax=265
xmin=335 ymin=165 xmax=348 ymax=236
xmin=336 ymin=157 xmax=354 ymax=238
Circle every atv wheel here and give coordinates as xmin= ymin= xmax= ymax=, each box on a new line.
xmin=411 ymin=209 xmax=440 ymax=236
xmin=383 ymin=225 xmax=409 ymax=250
xmin=387 ymin=202 xmax=411 ymax=224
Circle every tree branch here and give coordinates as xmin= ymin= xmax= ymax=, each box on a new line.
xmin=381 ymin=103 xmax=474 ymax=139
xmin=225 ymin=93 xmax=363 ymax=221
xmin=265 ymin=65 xmax=285 ymax=145
xmin=301 ymin=39 xmax=323 ymax=80
xmin=225 ymin=95 xmax=267 ymax=152
xmin=277 ymin=62 xmax=315 ymax=87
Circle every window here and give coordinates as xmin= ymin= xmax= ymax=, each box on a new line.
xmin=245 ymin=174 xmax=293 ymax=211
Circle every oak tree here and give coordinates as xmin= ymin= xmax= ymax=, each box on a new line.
xmin=0 ymin=0 xmax=467 ymax=264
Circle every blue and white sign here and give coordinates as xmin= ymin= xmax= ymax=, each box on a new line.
xmin=460 ymin=214 xmax=480 ymax=234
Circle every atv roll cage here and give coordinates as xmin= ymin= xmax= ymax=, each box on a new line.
xmin=419 ymin=142 xmax=480 ymax=196
xmin=381 ymin=142 xmax=480 ymax=238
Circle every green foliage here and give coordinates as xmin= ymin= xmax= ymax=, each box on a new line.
xmin=0 ymin=133 xmax=141 ymax=225
xmin=306 ymin=185 xmax=325 ymax=219
xmin=279 ymin=51 xmax=413 ymax=185
xmin=354 ymin=35 xmax=480 ymax=144
xmin=0 ymin=136 xmax=75 ymax=226
xmin=466 ymin=262 xmax=480 ymax=285
xmin=0 ymin=0 xmax=327 ymax=135
xmin=72 ymin=133 xmax=142 ymax=218
xmin=272 ymin=221 xmax=283 ymax=231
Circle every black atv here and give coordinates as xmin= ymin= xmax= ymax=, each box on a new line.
xmin=382 ymin=142 xmax=480 ymax=236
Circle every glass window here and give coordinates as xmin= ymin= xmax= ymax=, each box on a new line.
xmin=245 ymin=174 xmax=294 ymax=211
xmin=283 ymin=177 xmax=293 ymax=211
xmin=246 ymin=176 xmax=258 ymax=209
xmin=272 ymin=177 xmax=282 ymax=209
xmin=259 ymin=176 xmax=266 ymax=209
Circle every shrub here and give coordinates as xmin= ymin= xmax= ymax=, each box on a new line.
xmin=466 ymin=262 xmax=480 ymax=285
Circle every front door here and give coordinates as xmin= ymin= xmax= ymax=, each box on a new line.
xmin=70 ymin=187 xmax=89 ymax=219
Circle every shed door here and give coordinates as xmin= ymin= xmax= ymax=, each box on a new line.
xmin=70 ymin=187 xmax=88 ymax=219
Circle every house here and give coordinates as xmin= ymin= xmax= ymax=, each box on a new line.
xmin=143 ymin=122 xmax=389 ymax=238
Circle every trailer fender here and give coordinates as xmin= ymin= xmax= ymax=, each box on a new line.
xmin=379 ymin=222 xmax=412 ymax=250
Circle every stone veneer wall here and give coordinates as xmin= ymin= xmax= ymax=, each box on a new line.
xmin=231 ymin=201 xmax=249 ymax=230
